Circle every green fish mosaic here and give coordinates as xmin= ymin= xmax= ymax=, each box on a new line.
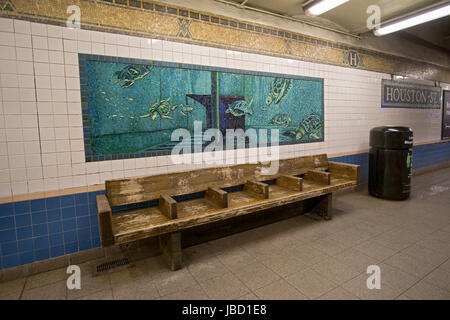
xmin=80 ymin=54 xmax=324 ymax=161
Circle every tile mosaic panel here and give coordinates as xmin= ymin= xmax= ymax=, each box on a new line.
xmin=79 ymin=54 xmax=324 ymax=161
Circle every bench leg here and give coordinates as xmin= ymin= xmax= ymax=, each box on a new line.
xmin=159 ymin=232 xmax=183 ymax=271
xmin=314 ymin=193 xmax=333 ymax=220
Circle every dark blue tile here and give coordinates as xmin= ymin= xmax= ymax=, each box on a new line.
xmin=48 ymin=221 xmax=63 ymax=234
xmin=16 ymin=226 xmax=32 ymax=240
xmin=0 ymin=229 xmax=16 ymax=243
xmin=78 ymin=239 xmax=92 ymax=251
xmin=32 ymin=223 xmax=48 ymax=237
xmin=35 ymin=248 xmax=50 ymax=261
xmin=49 ymin=233 xmax=64 ymax=247
xmin=63 ymin=230 xmax=77 ymax=244
xmin=14 ymin=214 xmax=31 ymax=228
xmin=0 ymin=203 xmax=13 ymax=217
xmin=33 ymin=236 xmax=49 ymax=250
xmin=88 ymin=192 xmax=98 ymax=204
xmin=77 ymin=227 xmax=90 ymax=240
xmin=31 ymin=211 xmax=47 ymax=224
xmin=62 ymin=218 xmax=76 ymax=231
xmin=30 ymin=199 xmax=46 ymax=212
xmin=74 ymin=193 xmax=88 ymax=205
xmin=19 ymin=251 xmax=35 ymax=265
xmin=76 ymin=216 xmax=90 ymax=229
xmin=64 ymin=242 xmax=78 ymax=254
xmin=1 ymin=241 xmax=18 ymax=255
xmin=45 ymin=197 xmax=60 ymax=210
xmin=61 ymin=207 xmax=76 ymax=219
xmin=14 ymin=201 xmax=30 ymax=215
xmin=0 ymin=216 xmax=15 ymax=230
xmin=88 ymin=203 xmax=97 ymax=216
xmin=2 ymin=254 xmax=19 ymax=268
xmin=91 ymin=226 xmax=99 ymax=238
xmin=60 ymin=195 xmax=75 ymax=207
xmin=92 ymin=237 xmax=101 ymax=248
xmin=17 ymin=239 xmax=33 ymax=252
xmin=47 ymin=209 xmax=61 ymax=222
xmin=50 ymin=245 xmax=65 ymax=258
xmin=75 ymin=204 xmax=89 ymax=217
xmin=89 ymin=215 xmax=98 ymax=227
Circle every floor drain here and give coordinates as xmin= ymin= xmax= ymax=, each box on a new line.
xmin=94 ymin=257 xmax=131 ymax=275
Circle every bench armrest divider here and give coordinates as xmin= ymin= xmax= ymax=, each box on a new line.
xmin=328 ymin=161 xmax=360 ymax=182
xmin=159 ymin=194 xmax=178 ymax=219
xmin=96 ymin=194 xmax=114 ymax=247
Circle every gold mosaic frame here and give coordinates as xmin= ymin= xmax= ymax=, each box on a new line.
xmin=1 ymin=0 xmax=449 ymax=83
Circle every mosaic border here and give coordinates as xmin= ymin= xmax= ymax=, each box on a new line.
xmin=1 ymin=0 xmax=449 ymax=83
xmin=79 ymin=53 xmax=325 ymax=162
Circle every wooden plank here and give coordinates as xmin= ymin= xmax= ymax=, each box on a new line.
xmin=105 ymin=154 xmax=329 ymax=207
xmin=305 ymin=169 xmax=331 ymax=185
xmin=244 ymin=180 xmax=269 ymax=199
xmin=328 ymin=161 xmax=360 ymax=182
xmin=113 ymin=180 xmax=357 ymax=245
xmin=313 ymin=193 xmax=333 ymax=220
xmin=159 ymin=194 xmax=177 ymax=219
xmin=159 ymin=232 xmax=182 ymax=271
xmin=205 ymin=187 xmax=228 ymax=208
xmin=96 ymin=194 xmax=114 ymax=247
xmin=276 ymin=175 xmax=303 ymax=191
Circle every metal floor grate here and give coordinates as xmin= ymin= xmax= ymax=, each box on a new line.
xmin=94 ymin=257 xmax=131 ymax=275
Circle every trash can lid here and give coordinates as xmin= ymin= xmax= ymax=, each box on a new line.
xmin=370 ymin=126 xmax=413 ymax=149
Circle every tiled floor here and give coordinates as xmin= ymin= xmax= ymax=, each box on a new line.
xmin=1 ymin=167 xmax=450 ymax=300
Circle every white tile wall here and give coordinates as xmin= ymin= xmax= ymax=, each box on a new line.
xmin=0 ymin=18 xmax=446 ymax=197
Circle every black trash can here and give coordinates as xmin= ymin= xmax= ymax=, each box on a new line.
xmin=369 ymin=126 xmax=413 ymax=200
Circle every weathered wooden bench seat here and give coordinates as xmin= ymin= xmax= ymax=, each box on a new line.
xmin=97 ymin=154 xmax=359 ymax=270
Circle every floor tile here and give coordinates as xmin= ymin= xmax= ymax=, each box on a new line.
xmin=342 ymin=273 xmax=398 ymax=300
xmin=25 ymin=268 xmax=68 ymax=290
xmin=0 ymin=278 xmax=26 ymax=300
xmin=401 ymin=244 xmax=448 ymax=267
xmin=153 ymin=269 xmax=197 ymax=297
xmin=254 ymin=279 xmax=308 ymax=300
xmin=187 ymin=256 xmax=230 ymax=283
xmin=234 ymin=262 xmax=280 ymax=291
xmin=423 ymin=267 xmax=450 ymax=292
xmin=200 ymin=273 xmax=249 ymax=300
xmin=21 ymin=280 xmax=67 ymax=300
xmin=161 ymin=284 xmax=208 ymax=300
xmin=384 ymin=252 xmax=437 ymax=278
xmin=66 ymin=273 xmax=111 ymax=300
xmin=311 ymin=256 xmax=361 ymax=285
xmin=334 ymin=248 xmax=380 ymax=272
xmin=354 ymin=240 xmax=397 ymax=261
xmin=317 ymin=286 xmax=360 ymax=300
xmin=377 ymin=263 xmax=420 ymax=295
xmin=78 ymin=289 xmax=113 ymax=300
xmin=112 ymin=278 xmax=159 ymax=300
xmin=403 ymin=280 xmax=450 ymax=300
xmin=217 ymin=247 xmax=258 ymax=271
xmin=285 ymin=268 xmax=338 ymax=299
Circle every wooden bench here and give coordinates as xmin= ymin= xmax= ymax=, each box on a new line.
xmin=96 ymin=154 xmax=359 ymax=270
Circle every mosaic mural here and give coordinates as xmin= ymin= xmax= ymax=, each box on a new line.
xmin=80 ymin=55 xmax=324 ymax=161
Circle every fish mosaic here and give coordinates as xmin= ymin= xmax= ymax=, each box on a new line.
xmin=269 ymin=113 xmax=292 ymax=128
xmin=82 ymin=55 xmax=324 ymax=160
xmin=225 ymin=98 xmax=254 ymax=117
xmin=114 ymin=64 xmax=153 ymax=88
xmin=265 ymin=78 xmax=293 ymax=108
xmin=282 ymin=114 xmax=324 ymax=140
xmin=140 ymin=98 xmax=179 ymax=120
